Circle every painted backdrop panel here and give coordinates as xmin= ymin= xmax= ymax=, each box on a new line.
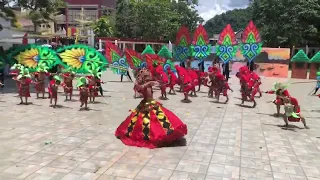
xmin=232 ymin=48 xmax=290 ymax=78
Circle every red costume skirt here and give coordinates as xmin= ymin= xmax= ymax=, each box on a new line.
xmin=115 ymin=100 xmax=188 ymax=149
xmin=80 ymin=94 xmax=88 ymax=103
xmin=35 ymin=81 xmax=45 ymax=93
xmin=89 ymin=85 xmax=98 ymax=96
xmin=49 ymin=91 xmax=57 ymax=98
xmin=64 ymin=86 xmax=73 ymax=94
xmin=183 ymin=83 xmax=193 ymax=93
xmin=19 ymin=87 xmax=31 ymax=97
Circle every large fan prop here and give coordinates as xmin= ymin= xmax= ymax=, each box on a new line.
xmin=240 ymin=21 xmax=263 ymax=63
xmin=57 ymin=44 xmax=108 ymax=73
xmin=216 ymin=24 xmax=238 ymax=64
xmin=105 ymin=41 xmax=129 ymax=75
xmin=11 ymin=44 xmax=61 ymax=72
xmin=191 ymin=24 xmax=211 ymax=63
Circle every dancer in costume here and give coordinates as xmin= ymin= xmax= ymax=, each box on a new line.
xmin=10 ymin=64 xmax=24 ymax=93
xmin=48 ymin=75 xmax=62 ymax=108
xmin=156 ymin=65 xmax=169 ymax=100
xmin=77 ymin=77 xmax=89 ymax=110
xmin=33 ymin=63 xmax=50 ymax=99
xmin=312 ymin=71 xmax=320 ymax=95
xmin=86 ymin=66 xmax=102 ymax=103
xmin=17 ymin=67 xmax=32 ymax=105
xmin=115 ymin=68 xmax=187 ymax=148
xmin=236 ymin=66 xmax=257 ymax=107
xmin=283 ymin=97 xmax=309 ymax=129
xmin=61 ymin=68 xmax=75 ymax=101
xmin=265 ymin=82 xmax=290 ymax=116
xmin=175 ymin=65 xmax=192 ymax=103
xmin=251 ymin=71 xmax=262 ymax=98
xmin=167 ymin=67 xmax=178 ymax=95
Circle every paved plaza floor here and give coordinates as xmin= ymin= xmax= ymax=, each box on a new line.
xmin=0 ymin=71 xmax=319 ymax=180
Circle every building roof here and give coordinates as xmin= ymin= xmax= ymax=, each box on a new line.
xmin=65 ymin=0 xmax=116 ymax=7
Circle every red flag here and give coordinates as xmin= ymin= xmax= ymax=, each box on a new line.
xmin=22 ymin=33 xmax=28 ymax=45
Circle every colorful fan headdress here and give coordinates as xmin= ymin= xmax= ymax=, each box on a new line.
xmin=53 ymin=75 xmax=62 ymax=82
xmin=88 ymin=65 xmax=102 ymax=79
xmin=272 ymin=82 xmax=289 ymax=91
xmin=57 ymin=44 xmax=108 ymax=73
xmin=76 ymin=77 xmax=87 ymax=87
xmin=17 ymin=66 xmax=31 ymax=79
xmin=125 ymin=49 xmax=146 ymax=70
xmin=191 ymin=24 xmax=211 ymax=63
xmin=36 ymin=62 xmax=49 ymax=72
xmin=11 ymin=63 xmax=24 ymax=71
xmin=174 ymin=26 xmax=191 ymax=62
xmin=105 ymin=41 xmax=128 ymax=75
xmin=216 ymin=24 xmax=238 ymax=64
xmin=12 ymin=44 xmax=60 ymax=72
xmin=240 ymin=21 xmax=263 ymax=63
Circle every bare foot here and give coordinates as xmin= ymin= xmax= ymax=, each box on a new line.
xmin=305 ymin=126 xmax=310 ymax=129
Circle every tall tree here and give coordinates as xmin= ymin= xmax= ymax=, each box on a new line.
xmin=114 ymin=0 xmax=203 ymax=41
xmin=18 ymin=0 xmax=65 ymax=32
xmin=0 ymin=0 xmax=18 ymax=30
xmin=92 ymin=15 xmax=115 ymax=37
xmin=251 ymin=0 xmax=320 ymax=47
xmin=204 ymin=8 xmax=252 ymax=37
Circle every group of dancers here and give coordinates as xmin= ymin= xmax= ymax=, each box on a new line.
xmin=115 ymin=59 xmax=310 ymax=149
xmin=1 ymin=58 xmax=310 ymax=149
xmin=7 ymin=63 xmax=104 ymax=109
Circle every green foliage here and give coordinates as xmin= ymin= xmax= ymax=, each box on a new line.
xmin=115 ymin=0 xmax=203 ymax=41
xmin=0 ymin=0 xmax=18 ymax=30
xmin=251 ymin=0 xmax=320 ymax=47
xmin=18 ymin=0 xmax=65 ymax=31
xmin=204 ymin=8 xmax=252 ymax=37
xmin=92 ymin=15 xmax=115 ymax=37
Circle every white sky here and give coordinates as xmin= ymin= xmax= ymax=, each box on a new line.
xmin=196 ymin=0 xmax=250 ymax=22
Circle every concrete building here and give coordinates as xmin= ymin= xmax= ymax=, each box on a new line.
xmin=64 ymin=0 xmax=116 ymax=32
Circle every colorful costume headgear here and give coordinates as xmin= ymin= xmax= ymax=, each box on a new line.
xmin=17 ymin=67 xmax=31 ymax=79
xmin=88 ymin=65 xmax=102 ymax=79
xmin=11 ymin=63 xmax=24 ymax=71
xmin=272 ymin=82 xmax=288 ymax=91
xmin=53 ymin=75 xmax=62 ymax=82
xmin=76 ymin=77 xmax=87 ymax=87
xmin=36 ymin=62 xmax=49 ymax=72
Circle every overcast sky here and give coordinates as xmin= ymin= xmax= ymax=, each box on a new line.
xmin=196 ymin=0 xmax=250 ymax=22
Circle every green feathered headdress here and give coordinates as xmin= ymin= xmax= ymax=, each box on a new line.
xmin=272 ymin=82 xmax=289 ymax=91
xmin=76 ymin=77 xmax=87 ymax=87
xmin=61 ymin=67 xmax=76 ymax=74
xmin=88 ymin=65 xmax=102 ymax=79
xmin=53 ymin=75 xmax=62 ymax=82
xmin=11 ymin=63 xmax=24 ymax=71
xmin=17 ymin=66 xmax=31 ymax=79
xmin=36 ymin=62 xmax=49 ymax=72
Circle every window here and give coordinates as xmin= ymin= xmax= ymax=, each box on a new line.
xmin=295 ymin=62 xmax=305 ymax=68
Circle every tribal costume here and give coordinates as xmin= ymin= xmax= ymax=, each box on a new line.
xmin=16 ymin=67 xmax=32 ymax=104
xmin=34 ymin=63 xmax=50 ymax=99
xmin=115 ymin=68 xmax=187 ymax=148
xmin=283 ymin=97 xmax=309 ymax=129
xmin=175 ymin=65 xmax=193 ymax=103
xmin=61 ymin=68 xmax=76 ymax=100
xmin=48 ymin=75 xmax=62 ymax=107
xmin=236 ymin=66 xmax=257 ymax=107
xmin=265 ymin=82 xmax=290 ymax=115
xmin=77 ymin=77 xmax=89 ymax=109
xmin=167 ymin=67 xmax=178 ymax=94
xmin=156 ymin=66 xmax=169 ymax=100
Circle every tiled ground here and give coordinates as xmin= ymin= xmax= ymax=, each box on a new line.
xmin=0 ymin=71 xmax=319 ymax=180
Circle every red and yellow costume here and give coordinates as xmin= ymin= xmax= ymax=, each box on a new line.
xmin=61 ymin=73 xmax=74 ymax=95
xmin=115 ymin=68 xmax=187 ymax=148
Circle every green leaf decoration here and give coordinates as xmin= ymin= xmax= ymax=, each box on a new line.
xmin=141 ymin=45 xmax=155 ymax=55
xmin=291 ymin=50 xmax=310 ymax=62
xmin=57 ymin=44 xmax=108 ymax=74
xmin=310 ymin=51 xmax=320 ymax=63
xmin=11 ymin=44 xmax=61 ymax=72
xmin=158 ymin=45 xmax=172 ymax=59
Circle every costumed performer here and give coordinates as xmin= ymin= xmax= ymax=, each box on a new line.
xmin=312 ymin=71 xmax=320 ymax=95
xmin=77 ymin=77 xmax=89 ymax=110
xmin=61 ymin=68 xmax=75 ymax=101
xmin=17 ymin=67 xmax=32 ymax=105
xmin=265 ymin=82 xmax=290 ymax=116
xmin=283 ymin=97 xmax=309 ymax=129
xmin=86 ymin=66 xmax=103 ymax=103
xmin=236 ymin=66 xmax=257 ymax=107
xmin=156 ymin=65 xmax=169 ymax=100
xmin=34 ymin=63 xmax=50 ymax=99
xmin=115 ymin=68 xmax=188 ymax=148
xmin=167 ymin=67 xmax=178 ymax=95
xmin=48 ymin=75 xmax=62 ymax=108
xmin=10 ymin=64 xmax=24 ymax=93
xmin=175 ymin=65 xmax=192 ymax=103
